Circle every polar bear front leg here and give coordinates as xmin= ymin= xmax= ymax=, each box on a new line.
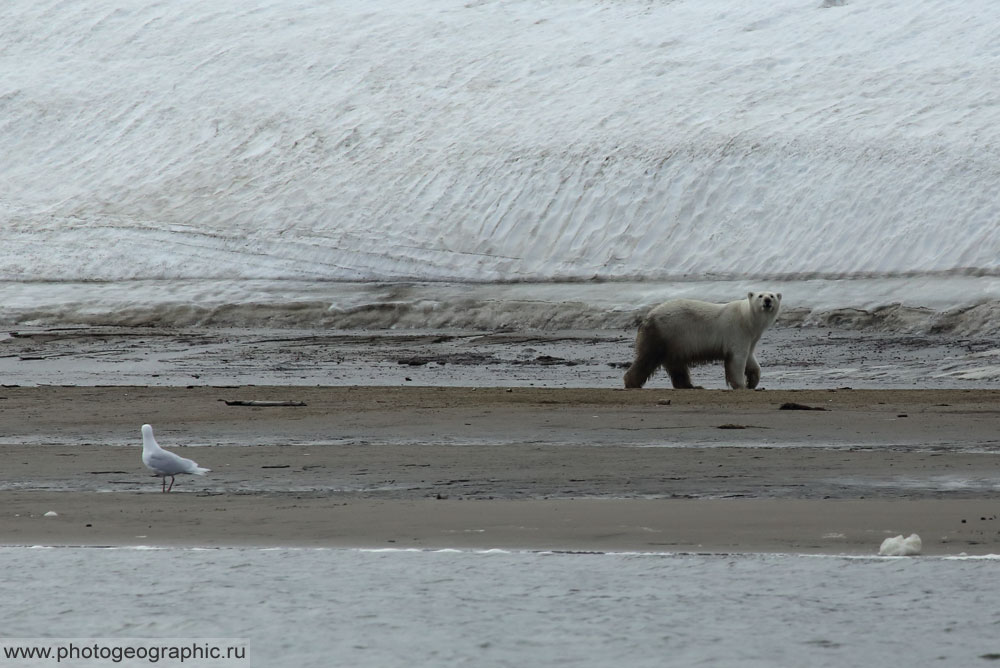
xmin=725 ymin=353 xmax=750 ymax=389
xmin=745 ymin=354 xmax=761 ymax=389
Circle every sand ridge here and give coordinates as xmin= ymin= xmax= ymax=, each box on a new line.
xmin=1 ymin=386 xmax=999 ymax=554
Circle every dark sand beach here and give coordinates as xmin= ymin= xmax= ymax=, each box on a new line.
xmin=2 ymin=386 xmax=999 ymax=554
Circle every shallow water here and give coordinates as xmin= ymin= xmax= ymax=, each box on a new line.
xmin=2 ymin=547 xmax=999 ymax=667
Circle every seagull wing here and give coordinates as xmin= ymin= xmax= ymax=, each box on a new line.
xmin=145 ymin=448 xmax=208 ymax=476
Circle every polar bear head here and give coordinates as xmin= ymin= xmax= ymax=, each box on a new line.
xmin=747 ymin=291 xmax=782 ymax=315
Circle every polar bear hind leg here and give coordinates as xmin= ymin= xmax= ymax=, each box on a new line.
xmin=623 ymin=320 xmax=665 ymax=389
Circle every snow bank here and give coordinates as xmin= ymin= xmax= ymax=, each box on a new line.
xmin=3 ymin=0 xmax=999 ymax=285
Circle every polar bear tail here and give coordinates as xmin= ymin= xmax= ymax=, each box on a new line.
xmin=624 ymin=318 xmax=665 ymax=388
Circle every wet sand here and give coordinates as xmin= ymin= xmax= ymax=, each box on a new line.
xmin=2 ymin=325 xmax=998 ymax=389
xmin=2 ymin=386 xmax=1000 ymax=554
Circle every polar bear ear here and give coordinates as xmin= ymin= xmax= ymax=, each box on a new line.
xmin=747 ymin=292 xmax=754 ymax=300
xmin=776 ymin=293 xmax=782 ymax=300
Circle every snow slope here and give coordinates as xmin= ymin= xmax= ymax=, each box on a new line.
xmin=3 ymin=0 xmax=999 ymax=285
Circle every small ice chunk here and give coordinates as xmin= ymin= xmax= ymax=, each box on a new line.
xmin=43 ymin=511 xmax=58 ymax=517
xmin=879 ymin=533 xmax=922 ymax=556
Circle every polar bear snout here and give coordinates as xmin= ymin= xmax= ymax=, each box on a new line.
xmin=753 ymin=291 xmax=781 ymax=312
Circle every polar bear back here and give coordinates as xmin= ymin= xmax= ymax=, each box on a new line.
xmin=645 ymin=294 xmax=779 ymax=364
xmin=646 ymin=298 xmax=756 ymax=363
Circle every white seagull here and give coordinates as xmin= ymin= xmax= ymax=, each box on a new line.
xmin=140 ymin=424 xmax=210 ymax=492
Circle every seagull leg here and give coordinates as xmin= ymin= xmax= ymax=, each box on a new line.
xmin=161 ymin=477 xmax=166 ymax=493
xmin=167 ymin=475 xmax=175 ymax=492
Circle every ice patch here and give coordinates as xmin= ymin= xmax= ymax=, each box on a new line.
xmin=879 ymin=534 xmax=923 ymax=557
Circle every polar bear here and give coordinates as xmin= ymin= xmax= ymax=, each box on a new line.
xmin=624 ymin=292 xmax=781 ymax=390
